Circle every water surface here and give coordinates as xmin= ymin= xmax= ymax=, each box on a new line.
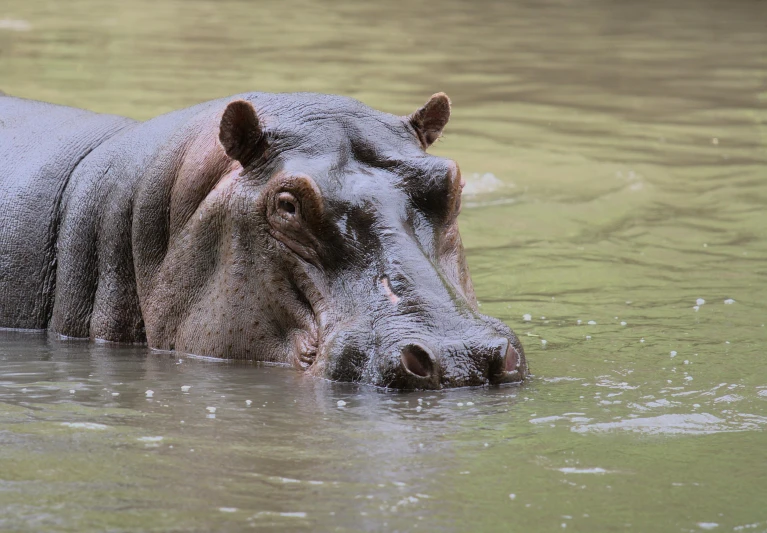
xmin=1 ymin=0 xmax=767 ymax=531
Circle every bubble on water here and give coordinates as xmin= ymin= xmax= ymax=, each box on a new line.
xmin=509 ymin=493 xmax=516 ymax=500
xmin=696 ymin=298 xmax=706 ymax=305
xmin=219 ymin=508 xmax=238 ymax=513
xmin=111 ymin=392 xmax=119 ymax=397
xmin=620 ymin=321 xmax=627 ymax=326
xmin=541 ymin=316 xmax=546 ymax=320
xmin=523 ymin=314 xmax=532 ymax=321
xmin=640 ymin=338 xmax=645 ymax=343
xmin=181 ymin=385 xmax=191 ymax=392
xmin=484 ymin=443 xmax=489 ymax=447
xmin=588 ymin=320 xmax=597 ymax=325
xmin=577 ymin=320 xmax=582 ymax=325
xmin=698 ymin=523 xmax=718 ymax=530
xmin=586 ymin=336 xmax=592 ymax=340
xmin=145 ymin=390 xmax=154 ymax=398
xmin=457 ymin=402 xmax=464 ymax=407
xmin=69 ymin=390 xmax=75 ymax=394
xmin=206 ymin=406 xmax=216 ymax=413
xmin=246 ymin=400 xmax=252 ymax=406
xmin=693 ymin=306 xmax=700 ymax=312
xmin=724 ymin=299 xmax=735 ymax=305
xmin=685 ymin=376 xmax=694 ymax=381
xmin=670 ymin=351 xmax=677 ymax=357
xmin=416 ymin=406 xmax=422 ymax=412
xmin=466 ymin=402 xmax=474 ymax=406
xmin=541 ymin=339 xmax=548 ymax=346
xmin=336 ymin=400 xmax=347 ymax=407
xmin=417 ymin=398 xmax=423 ymax=404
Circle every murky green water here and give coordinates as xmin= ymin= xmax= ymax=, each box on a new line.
xmin=2 ymin=0 xmax=767 ymax=531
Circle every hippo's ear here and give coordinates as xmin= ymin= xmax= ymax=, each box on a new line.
xmin=408 ymin=92 xmax=451 ymax=149
xmin=219 ymin=100 xmax=267 ymax=168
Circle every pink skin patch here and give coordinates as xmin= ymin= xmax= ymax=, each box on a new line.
xmin=380 ymin=276 xmax=400 ymax=304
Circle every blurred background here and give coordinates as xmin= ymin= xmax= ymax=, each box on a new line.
xmin=1 ymin=1 xmax=767 ymax=531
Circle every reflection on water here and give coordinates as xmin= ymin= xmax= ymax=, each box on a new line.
xmin=1 ymin=0 xmax=767 ymax=531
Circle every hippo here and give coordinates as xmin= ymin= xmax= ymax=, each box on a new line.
xmin=0 ymin=91 xmax=527 ymax=389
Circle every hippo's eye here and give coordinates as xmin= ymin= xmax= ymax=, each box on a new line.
xmin=276 ymin=192 xmax=298 ymax=217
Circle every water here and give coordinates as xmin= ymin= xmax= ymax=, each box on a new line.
xmin=1 ymin=0 xmax=767 ymax=531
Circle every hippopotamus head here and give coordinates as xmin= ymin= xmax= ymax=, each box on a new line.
xmin=141 ymin=92 xmax=526 ymax=389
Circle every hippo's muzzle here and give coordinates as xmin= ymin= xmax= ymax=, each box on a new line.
xmin=379 ymin=334 xmax=527 ymax=390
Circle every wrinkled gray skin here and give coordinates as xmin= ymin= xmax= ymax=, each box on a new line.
xmin=0 ymin=91 xmax=527 ymax=389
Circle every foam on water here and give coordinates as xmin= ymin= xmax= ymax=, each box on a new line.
xmin=558 ymin=467 xmax=608 ymax=474
xmin=60 ymin=422 xmax=109 ymax=430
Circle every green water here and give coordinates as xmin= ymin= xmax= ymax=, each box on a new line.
xmin=2 ymin=0 xmax=767 ymax=531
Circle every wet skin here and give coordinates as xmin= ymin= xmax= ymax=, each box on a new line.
xmin=0 ymin=92 xmax=527 ymax=389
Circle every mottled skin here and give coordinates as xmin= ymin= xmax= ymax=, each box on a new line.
xmin=0 ymin=91 xmax=527 ymax=389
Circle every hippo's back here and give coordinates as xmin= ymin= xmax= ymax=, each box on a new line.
xmin=0 ymin=96 xmax=135 ymax=329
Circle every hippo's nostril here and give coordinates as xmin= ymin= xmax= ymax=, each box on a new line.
xmin=400 ymin=344 xmax=435 ymax=378
xmin=487 ymin=337 xmax=526 ymax=385
xmin=505 ymin=342 xmax=520 ymax=372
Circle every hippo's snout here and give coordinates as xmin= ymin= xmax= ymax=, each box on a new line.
xmin=376 ymin=334 xmax=527 ymax=390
